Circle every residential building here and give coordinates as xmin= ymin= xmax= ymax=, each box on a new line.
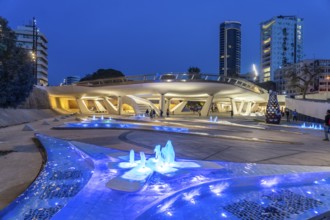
xmin=15 ymin=19 xmax=48 ymax=86
xmin=62 ymin=76 xmax=81 ymax=85
xmin=219 ymin=21 xmax=241 ymax=77
xmin=260 ymin=16 xmax=303 ymax=82
xmin=275 ymin=59 xmax=330 ymax=96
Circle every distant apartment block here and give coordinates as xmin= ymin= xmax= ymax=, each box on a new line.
xmin=260 ymin=16 xmax=303 ymax=83
xmin=62 ymin=76 xmax=81 ymax=85
xmin=219 ymin=21 xmax=241 ymax=77
xmin=275 ymin=59 xmax=330 ymax=96
xmin=15 ymin=19 xmax=48 ymax=86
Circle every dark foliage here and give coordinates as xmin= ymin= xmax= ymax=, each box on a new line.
xmin=80 ymin=68 xmax=125 ymax=81
xmin=0 ymin=17 xmax=34 ymax=108
xmin=187 ymin=66 xmax=202 ymax=79
xmin=187 ymin=66 xmax=201 ymax=73
xmin=284 ymin=62 xmax=322 ymax=99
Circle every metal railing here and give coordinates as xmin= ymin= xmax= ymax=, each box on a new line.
xmin=75 ymin=73 xmax=267 ymax=94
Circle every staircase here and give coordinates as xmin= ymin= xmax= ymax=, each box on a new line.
xmin=136 ymin=103 xmax=150 ymax=115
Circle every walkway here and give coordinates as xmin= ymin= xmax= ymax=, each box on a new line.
xmin=0 ymin=114 xmax=329 ymax=214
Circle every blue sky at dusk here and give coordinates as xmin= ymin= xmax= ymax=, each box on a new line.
xmin=1 ymin=0 xmax=329 ymax=85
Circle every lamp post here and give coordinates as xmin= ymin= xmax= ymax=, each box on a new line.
xmin=32 ymin=17 xmax=38 ymax=85
xmin=326 ymin=75 xmax=330 ymax=101
xmin=252 ymin=64 xmax=259 ymax=82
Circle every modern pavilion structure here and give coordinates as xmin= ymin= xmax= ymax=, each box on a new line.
xmin=46 ymin=73 xmax=283 ymax=117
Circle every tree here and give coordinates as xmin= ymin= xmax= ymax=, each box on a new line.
xmin=0 ymin=17 xmax=34 ymax=108
xmin=80 ymin=68 xmax=125 ymax=81
xmin=284 ymin=61 xmax=322 ymax=99
xmin=187 ymin=66 xmax=201 ymax=80
xmin=187 ymin=67 xmax=201 ymax=74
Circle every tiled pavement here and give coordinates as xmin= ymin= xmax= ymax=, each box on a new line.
xmin=0 ymin=114 xmax=329 ymax=210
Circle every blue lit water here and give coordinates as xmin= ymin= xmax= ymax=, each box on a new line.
xmin=1 ymin=134 xmax=330 ymax=219
xmin=59 ymin=120 xmax=189 ymax=133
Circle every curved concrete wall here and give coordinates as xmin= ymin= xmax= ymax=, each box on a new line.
xmin=0 ymin=109 xmax=57 ymax=127
xmin=285 ymin=98 xmax=330 ymax=120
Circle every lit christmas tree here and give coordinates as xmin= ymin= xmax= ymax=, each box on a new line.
xmin=265 ymin=90 xmax=281 ymax=124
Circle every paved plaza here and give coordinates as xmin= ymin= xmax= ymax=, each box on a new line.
xmin=0 ymin=114 xmax=330 ymax=218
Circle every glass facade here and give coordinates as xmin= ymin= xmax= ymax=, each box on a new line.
xmin=260 ymin=16 xmax=304 ymax=83
xmin=219 ymin=21 xmax=241 ymax=77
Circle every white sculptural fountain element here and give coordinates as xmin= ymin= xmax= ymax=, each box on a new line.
xmin=209 ymin=116 xmax=218 ymax=122
xmin=129 ymin=149 xmax=135 ymax=165
xmin=108 ymin=140 xmax=222 ymax=192
xmin=92 ymin=115 xmax=96 ymax=120
xmin=119 ymin=140 xmax=200 ymax=181
xmin=101 ymin=115 xmax=104 ymax=120
xmin=140 ymin=152 xmax=146 ymax=167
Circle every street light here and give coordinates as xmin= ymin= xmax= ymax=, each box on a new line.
xmin=32 ymin=17 xmax=38 ymax=85
xmin=252 ymin=64 xmax=259 ymax=82
xmin=326 ymin=75 xmax=330 ymax=101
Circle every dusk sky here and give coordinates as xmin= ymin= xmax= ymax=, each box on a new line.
xmin=1 ymin=0 xmax=330 ymax=85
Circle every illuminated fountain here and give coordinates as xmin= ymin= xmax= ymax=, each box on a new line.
xmin=108 ymin=140 xmax=221 ymax=192
xmin=209 ymin=116 xmax=218 ymax=122
xmin=300 ymin=123 xmax=323 ymax=130
xmin=118 ymin=140 xmax=182 ymax=176
xmin=140 ymin=152 xmax=146 ymax=167
xmin=129 ymin=149 xmax=135 ymax=164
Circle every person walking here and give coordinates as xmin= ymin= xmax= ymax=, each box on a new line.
xmin=292 ymin=109 xmax=298 ymax=122
xmin=166 ymin=108 xmax=170 ymax=117
xmin=285 ymin=108 xmax=290 ymax=122
xmin=324 ymin=109 xmax=330 ymax=141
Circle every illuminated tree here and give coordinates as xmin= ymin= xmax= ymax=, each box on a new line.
xmin=265 ymin=90 xmax=281 ymax=124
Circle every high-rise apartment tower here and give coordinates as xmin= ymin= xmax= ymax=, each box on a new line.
xmin=219 ymin=21 xmax=241 ymax=77
xmin=15 ymin=18 xmax=48 ymax=86
xmin=260 ymin=16 xmax=303 ymax=82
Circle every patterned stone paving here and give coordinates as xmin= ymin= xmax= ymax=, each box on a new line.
xmin=224 ymin=190 xmax=323 ymax=220
xmin=50 ymin=170 xmax=82 ymax=180
xmin=24 ymin=205 xmax=62 ymax=220
xmin=39 ymin=183 xmax=81 ymax=199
